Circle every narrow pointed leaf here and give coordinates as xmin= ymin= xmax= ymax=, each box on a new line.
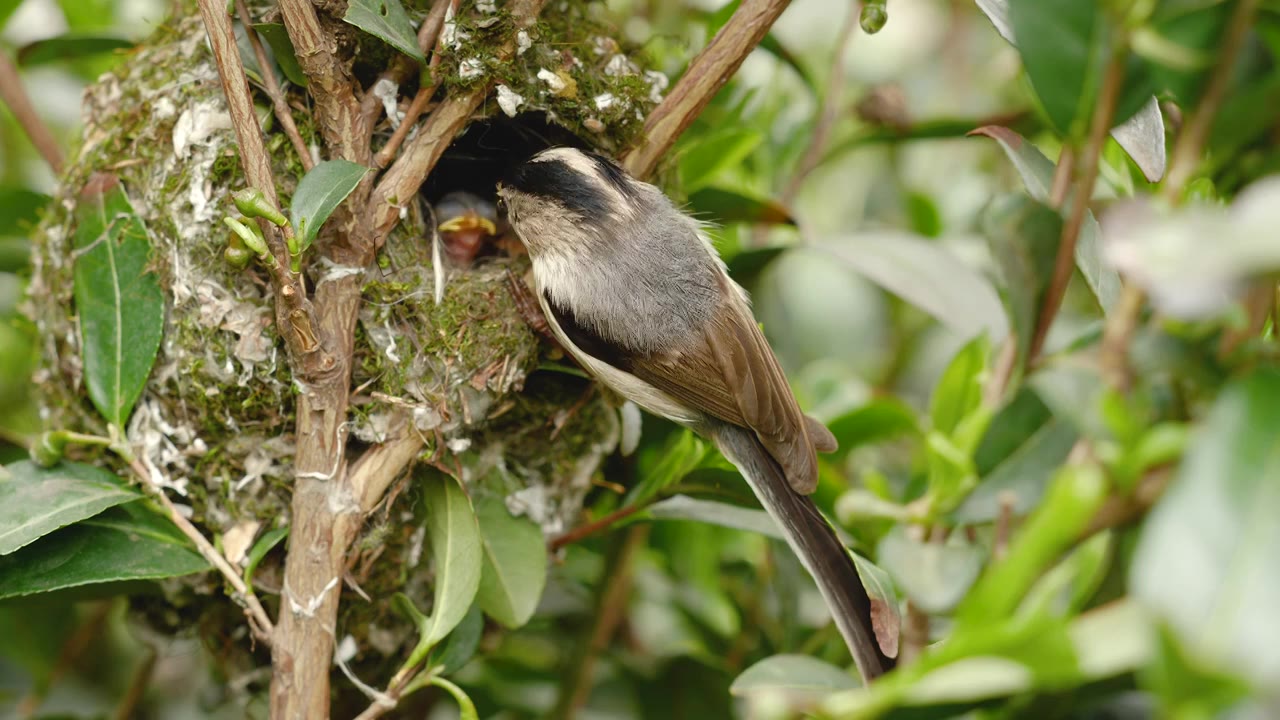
xmin=731 ymin=654 xmax=861 ymax=697
xmin=252 ymin=23 xmax=307 ymax=86
xmin=289 ymin=160 xmax=369 ymax=249
xmin=17 ymin=34 xmax=133 ymax=67
xmin=73 ymin=174 xmax=165 ymax=428
xmin=0 ymin=461 xmax=139 ymax=555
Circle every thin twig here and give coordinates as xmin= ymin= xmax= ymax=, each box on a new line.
xmin=553 ymin=525 xmax=649 ymax=719
xmin=1102 ymin=0 xmax=1260 ymax=385
xmin=1028 ymin=51 xmax=1125 ymax=362
xmin=780 ymin=3 xmax=860 ymax=204
xmin=15 ymin=601 xmax=112 ymax=718
xmin=359 ymin=0 xmax=452 ymax=137
xmin=234 ymin=0 xmax=314 ymax=171
xmin=621 ymin=0 xmax=792 ymax=178
xmin=350 ymin=415 xmax=426 ymax=511
xmin=0 ymin=51 xmax=64 ymax=173
xmin=112 ymin=649 xmax=157 ymax=720
xmin=126 ymin=457 xmax=276 ymax=641
xmin=372 ymin=0 xmax=456 ymax=168
xmin=548 ymin=503 xmax=645 ymax=551
xmin=371 ymin=0 xmax=548 ymax=241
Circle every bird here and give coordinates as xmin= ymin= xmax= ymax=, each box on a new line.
xmin=496 ymin=146 xmax=894 ymax=682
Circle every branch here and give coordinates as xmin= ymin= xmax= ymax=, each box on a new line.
xmin=195 ymin=0 xmax=331 ymax=378
xmin=1028 ymin=50 xmax=1125 ymax=362
xmin=351 ymin=415 xmax=426 ymax=512
xmin=370 ymin=0 xmax=548 ymax=241
xmin=621 ymin=0 xmax=792 ymax=178
xmin=359 ymin=0 xmax=452 ymax=136
xmin=0 ymin=51 xmax=64 ymax=173
xmin=126 ymin=457 xmax=276 ymax=641
xmin=1103 ymin=0 xmax=1261 ymax=385
xmin=780 ymin=2 xmax=859 ymax=204
xmin=372 ymin=0 xmax=457 ymax=169
xmin=234 ymin=0 xmax=314 ymax=171
xmin=277 ymin=0 xmax=369 ymax=164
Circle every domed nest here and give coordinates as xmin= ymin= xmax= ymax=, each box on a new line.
xmin=23 ymin=0 xmax=666 ymax=691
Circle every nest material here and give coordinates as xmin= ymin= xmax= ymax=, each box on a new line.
xmin=23 ymin=0 xmax=665 ymax=685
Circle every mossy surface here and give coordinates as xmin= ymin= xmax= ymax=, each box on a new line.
xmin=24 ymin=0 xmax=643 ymax=687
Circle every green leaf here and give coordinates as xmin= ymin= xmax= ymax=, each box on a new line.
xmin=474 ymin=493 xmax=546 ymax=629
xmin=878 ymin=527 xmax=984 ymax=615
xmin=244 ymin=525 xmax=288 ymax=593
xmin=825 ymin=398 xmax=921 ymax=460
xmin=687 ymin=188 xmax=794 ymax=226
xmin=0 ymin=188 xmax=51 ymax=237
xmin=624 ymin=429 xmax=709 ymax=507
xmin=0 ymin=0 xmax=23 ymax=28
xmin=1008 ymin=0 xmax=1104 ymax=135
xmin=971 ymin=125 xmax=1121 ymax=310
xmin=956 ymin=409 xmax=1077 ymax=524
xmin=419 ymin=473 xmax=483 ymax=647
xmin=1143 ymin=1 xmax=1231 ymax=105
xmin=645 ymin=495 xmax=780 ymax=538
xmin=983 ymin=195 xmax=1062 ymax=371
xmin=958 ymin=463 xmax=1107 ymax=624
xmin=289 ymin=159 xmax=369 ymax=249
xmin=252 ymin=23 xmax=307 ymax=87
xmin=430 ymin=604 xmax=483 ymax=674
xmin=0 ymin=504 xmax=208 ymax=600
xmin=342 ymin=0 xmax=425 ymax=62
xmin=819 ymin=234 xmax=1008 ymax=342
xmin=0 ymin=461 xmax=140 ymax=555
xmin=16 ymin=34 xmax=133 ymax=67
xmin=1132 ymin=369 xmax=1280 ymax=689
xmin=730 ymin=654 xmax=860 ymax=697
xmin=72 ymin=175 xmax=165 ymax=428
xmin=930 ymin=335 xmax=990 ymax=437
xmin=678 ymin=128 xmax=764 ymax=193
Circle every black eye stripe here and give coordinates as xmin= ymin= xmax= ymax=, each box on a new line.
xmin=505 ymin=158 xmax=613 ymax=218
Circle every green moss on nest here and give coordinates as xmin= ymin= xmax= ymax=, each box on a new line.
xmin=25 ymin=0 xmax=633 ymax=693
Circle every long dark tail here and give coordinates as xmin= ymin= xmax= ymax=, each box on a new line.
xmin=712 ymin=422 xmax=894 ymax=682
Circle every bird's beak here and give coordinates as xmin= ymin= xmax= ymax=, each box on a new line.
xmin=438 ymin=212 xmax=498 ymax=236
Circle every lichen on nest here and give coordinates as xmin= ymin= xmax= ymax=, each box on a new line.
xmin=22 ymin=0 xmax=650 ymax=678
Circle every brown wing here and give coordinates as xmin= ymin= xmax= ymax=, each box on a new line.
xmin=623 ymin=276 xmax=826 ymax=494
xmin=542 ymin=277 xmax=834 ymax=493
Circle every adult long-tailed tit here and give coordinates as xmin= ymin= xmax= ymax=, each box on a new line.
xmin=497 ymin=147 xmax=894 ymax=682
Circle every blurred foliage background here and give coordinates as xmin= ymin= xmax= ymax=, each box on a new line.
xmin=3 ymin=0 xmax=1280 ymax=718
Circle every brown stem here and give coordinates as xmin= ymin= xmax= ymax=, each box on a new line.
xmin=126 ymin=457 xmax=276 ymax=641
xmin=277 ymin=0 xmax=369 ymax=165
xmin=0 ymin=51 xmax=64 ymax=174
xmin=779 ymin=2 xmax=859 ymax=204
xmin=553 ymin=525 xmax=649 ymax=719
xmin=548 ymin=503 xmax=645 ymax=551
xmin=359 ymin=0 xmax=452 ymax=138
xmin=195 ymin=0 xmax=323 ymax=370
xmin=112 ymin=649 xmax=157 ymax=720
xmin=621 ymin=0 xmax=793 ymax=179
xmin=899 ymin=600 xmax=929 ymax=665
xmin=371 ymin=0 xmax=548 ymax=241
xmin=1028 ymin=52 xmax=1125 ymax=362
xmin=1047 ymin=146 xmax=1074 ymax=209
xmin=1104 ymin=0 xmax=1260 ymax=384
xmin=372 ymin=0 xmax=455 ymax=168
xmin=234 ymin=0 xmax=314 ymax=171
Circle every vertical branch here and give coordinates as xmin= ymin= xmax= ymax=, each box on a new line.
xmin=1101 ymin=0 xmax=1261 ymax=384
xmin=0 ymin=52 xmax=64 ymax=173
xmin=621 ymin=0 xmax=793 ymax=178
xmin=1028 ymin=52 xmax=1125 ymax=362
xmin=234 ymin=0 xmax=314 ymax=171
